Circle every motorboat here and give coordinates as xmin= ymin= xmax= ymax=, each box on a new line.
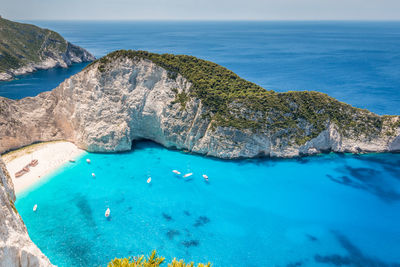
xmin=172 ymin=170 xmax=181 ymax=175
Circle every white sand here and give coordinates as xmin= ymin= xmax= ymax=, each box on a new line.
xmin=2 ymin=141 xmax=85 ymax=195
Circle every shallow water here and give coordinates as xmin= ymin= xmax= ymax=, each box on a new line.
xmin=16 ymin=142 xmax=400 ymax=267
xmin=1 ymin=21 xmax=400 ymax=115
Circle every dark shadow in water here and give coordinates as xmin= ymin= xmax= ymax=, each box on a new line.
xmin=345 ymin=166 xmax=381 ymax=182
xmin=194 ymin=216 xmax=210 ymax=227
xmin=296 ymin=157 xmax=310 ymax=164
xmin=353 ymin=156 xmax=400 ymax=179
xmin=74 ymin=193 xmax=97 ymax=228
xmin=183 ymin=210 xmax=191 ymax=216
xmin=327 ymin=165 xmax=400 ymax=202
xmin=166 ymin=229 xmax=180 ymax=240
xmin=59 ymin=229 xmax=94 ymax=267
xmin=184 ymin=228 xmax=191 ymax=237
xmin=162 ymin=213 xmax=173 ymax=221
xmin=306 ymin=234 xmax=318 ymax=242
xmin=314 ymin=232 xmax=400 ymax=266
xmin=116 ymin=196 xmax=125 ymax=204
xmin=286 ymin=261 xmax=304 ymax=267
xmin=182 ymin=240 xmax=199 ymax=248
xmin=326 ymin=175 xmax=365 ymax=190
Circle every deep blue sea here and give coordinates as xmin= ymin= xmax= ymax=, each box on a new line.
xmin=1 ymin=21 xmax=400 ymax=115
xmin=2 ymin=21 xmax=400 ymax=266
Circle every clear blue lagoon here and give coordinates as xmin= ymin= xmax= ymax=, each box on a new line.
xmin=2 ymin=21 xmax=400 ymax=266
xmin=15 ymin=142 xmax=400 ymax=266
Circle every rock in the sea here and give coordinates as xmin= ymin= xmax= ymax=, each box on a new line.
xmin=0 ymin=50 xmax=399 ymax=158
xmin=0 ymin=158 xmax=54 ymax=266
xmin=0 ymin=17 xmax=95 ymax=81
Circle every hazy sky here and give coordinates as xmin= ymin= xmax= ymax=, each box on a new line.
xmin=1 ymin=0 xmax=400 ymax=21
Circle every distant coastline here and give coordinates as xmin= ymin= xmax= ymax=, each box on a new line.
xmin=0 ymin=17 xmax=95 ymax=81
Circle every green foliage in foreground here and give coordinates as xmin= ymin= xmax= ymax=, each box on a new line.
xmin=0 ymin=17 xmax=67 ymax=72
xmin=88 ymin=50 xmax=399 ymax=145
xmin=107 ymin=250 xmax=211 ymax=267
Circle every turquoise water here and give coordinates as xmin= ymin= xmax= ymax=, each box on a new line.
xmin=1 ymin=21 xmax=400 ymax=115
xmin=16 ymin=142 xmax=400 ymax=266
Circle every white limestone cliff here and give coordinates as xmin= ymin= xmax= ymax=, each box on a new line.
xmin=0 ymin=56 xmax=399 ymax=158
xmin=0 ymin=159 xmax=54 ymax=267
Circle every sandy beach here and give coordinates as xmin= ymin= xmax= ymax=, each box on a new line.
xmin=2 ymin=141 xmax=85 ymax=195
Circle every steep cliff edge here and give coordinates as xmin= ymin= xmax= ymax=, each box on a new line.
xmin=0 ymin=158 xmax=53 ymax=266
xmin=0 ymin=17 xmax=95 ymax=81
xmin=0 ymin=50 xmax=399 ymax=158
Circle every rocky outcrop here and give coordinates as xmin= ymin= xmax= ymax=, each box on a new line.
xmin=0 ymin=17 xmax=95 ymax=81
xmin=0 ymin=52 xmax=399 ymax=158
xmin=0 ymin=42 xmax=94 ymax=81
xmin=0 ymin=158 xmax=54 ymax=267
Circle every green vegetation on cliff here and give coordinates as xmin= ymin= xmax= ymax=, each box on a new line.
xmin=91 ymin=50 xmax=398 ymax=145
xmin=108 ymin=250 xmax=211 ymax=267
xmin=0 ymin=17 xmax=69 ymax=72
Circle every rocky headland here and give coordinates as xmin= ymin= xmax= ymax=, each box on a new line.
xmin=0 ymin=17 xmax=94 ymax=81
xmin=0 ymin=50 xmax=399 ymax=158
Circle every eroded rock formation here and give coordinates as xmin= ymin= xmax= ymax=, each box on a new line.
xmin=0 ymin=52 xmax=399 ymax=158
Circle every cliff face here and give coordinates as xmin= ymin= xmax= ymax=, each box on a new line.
xmin=0 ymin=17 xmax=95 ymax=81
xmin=0 ymin=158 xmax=53 ymax=267
xmin=0 ymin=52 xmax=399 ymax=158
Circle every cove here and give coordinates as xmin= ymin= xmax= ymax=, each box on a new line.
xmin=15 ymin=141 xmax=400 ymax=267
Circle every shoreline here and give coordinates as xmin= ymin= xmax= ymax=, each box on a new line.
xmin=2 ymin=141 xmax=85 ymax=196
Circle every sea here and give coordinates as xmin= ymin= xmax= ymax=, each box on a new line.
xmin=1 ymin=21 xmax=399 ymax=266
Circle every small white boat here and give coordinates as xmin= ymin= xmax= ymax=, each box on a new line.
xmin=147 ymin=177 xmax=152 ymax=183
xmin=105 ymin=208 xmax=110 ymax=218
xmin=183 ymin=173 xmax=193 ymax=178
xmin=172 ymin=170 xmax=181 ymax=175
xmin=202 ymin=174 xmax=209 ymax=180
xmin=33 ymin=204 xmax=37 ymax=212
xmin=92 ymin=173 xmax=96 ymax=178
xmin=86 ymin=159 xmax=91 ymax=164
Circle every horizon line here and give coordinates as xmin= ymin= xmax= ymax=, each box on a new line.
xmin=9 ymin=18 xmax=400 ymax=23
